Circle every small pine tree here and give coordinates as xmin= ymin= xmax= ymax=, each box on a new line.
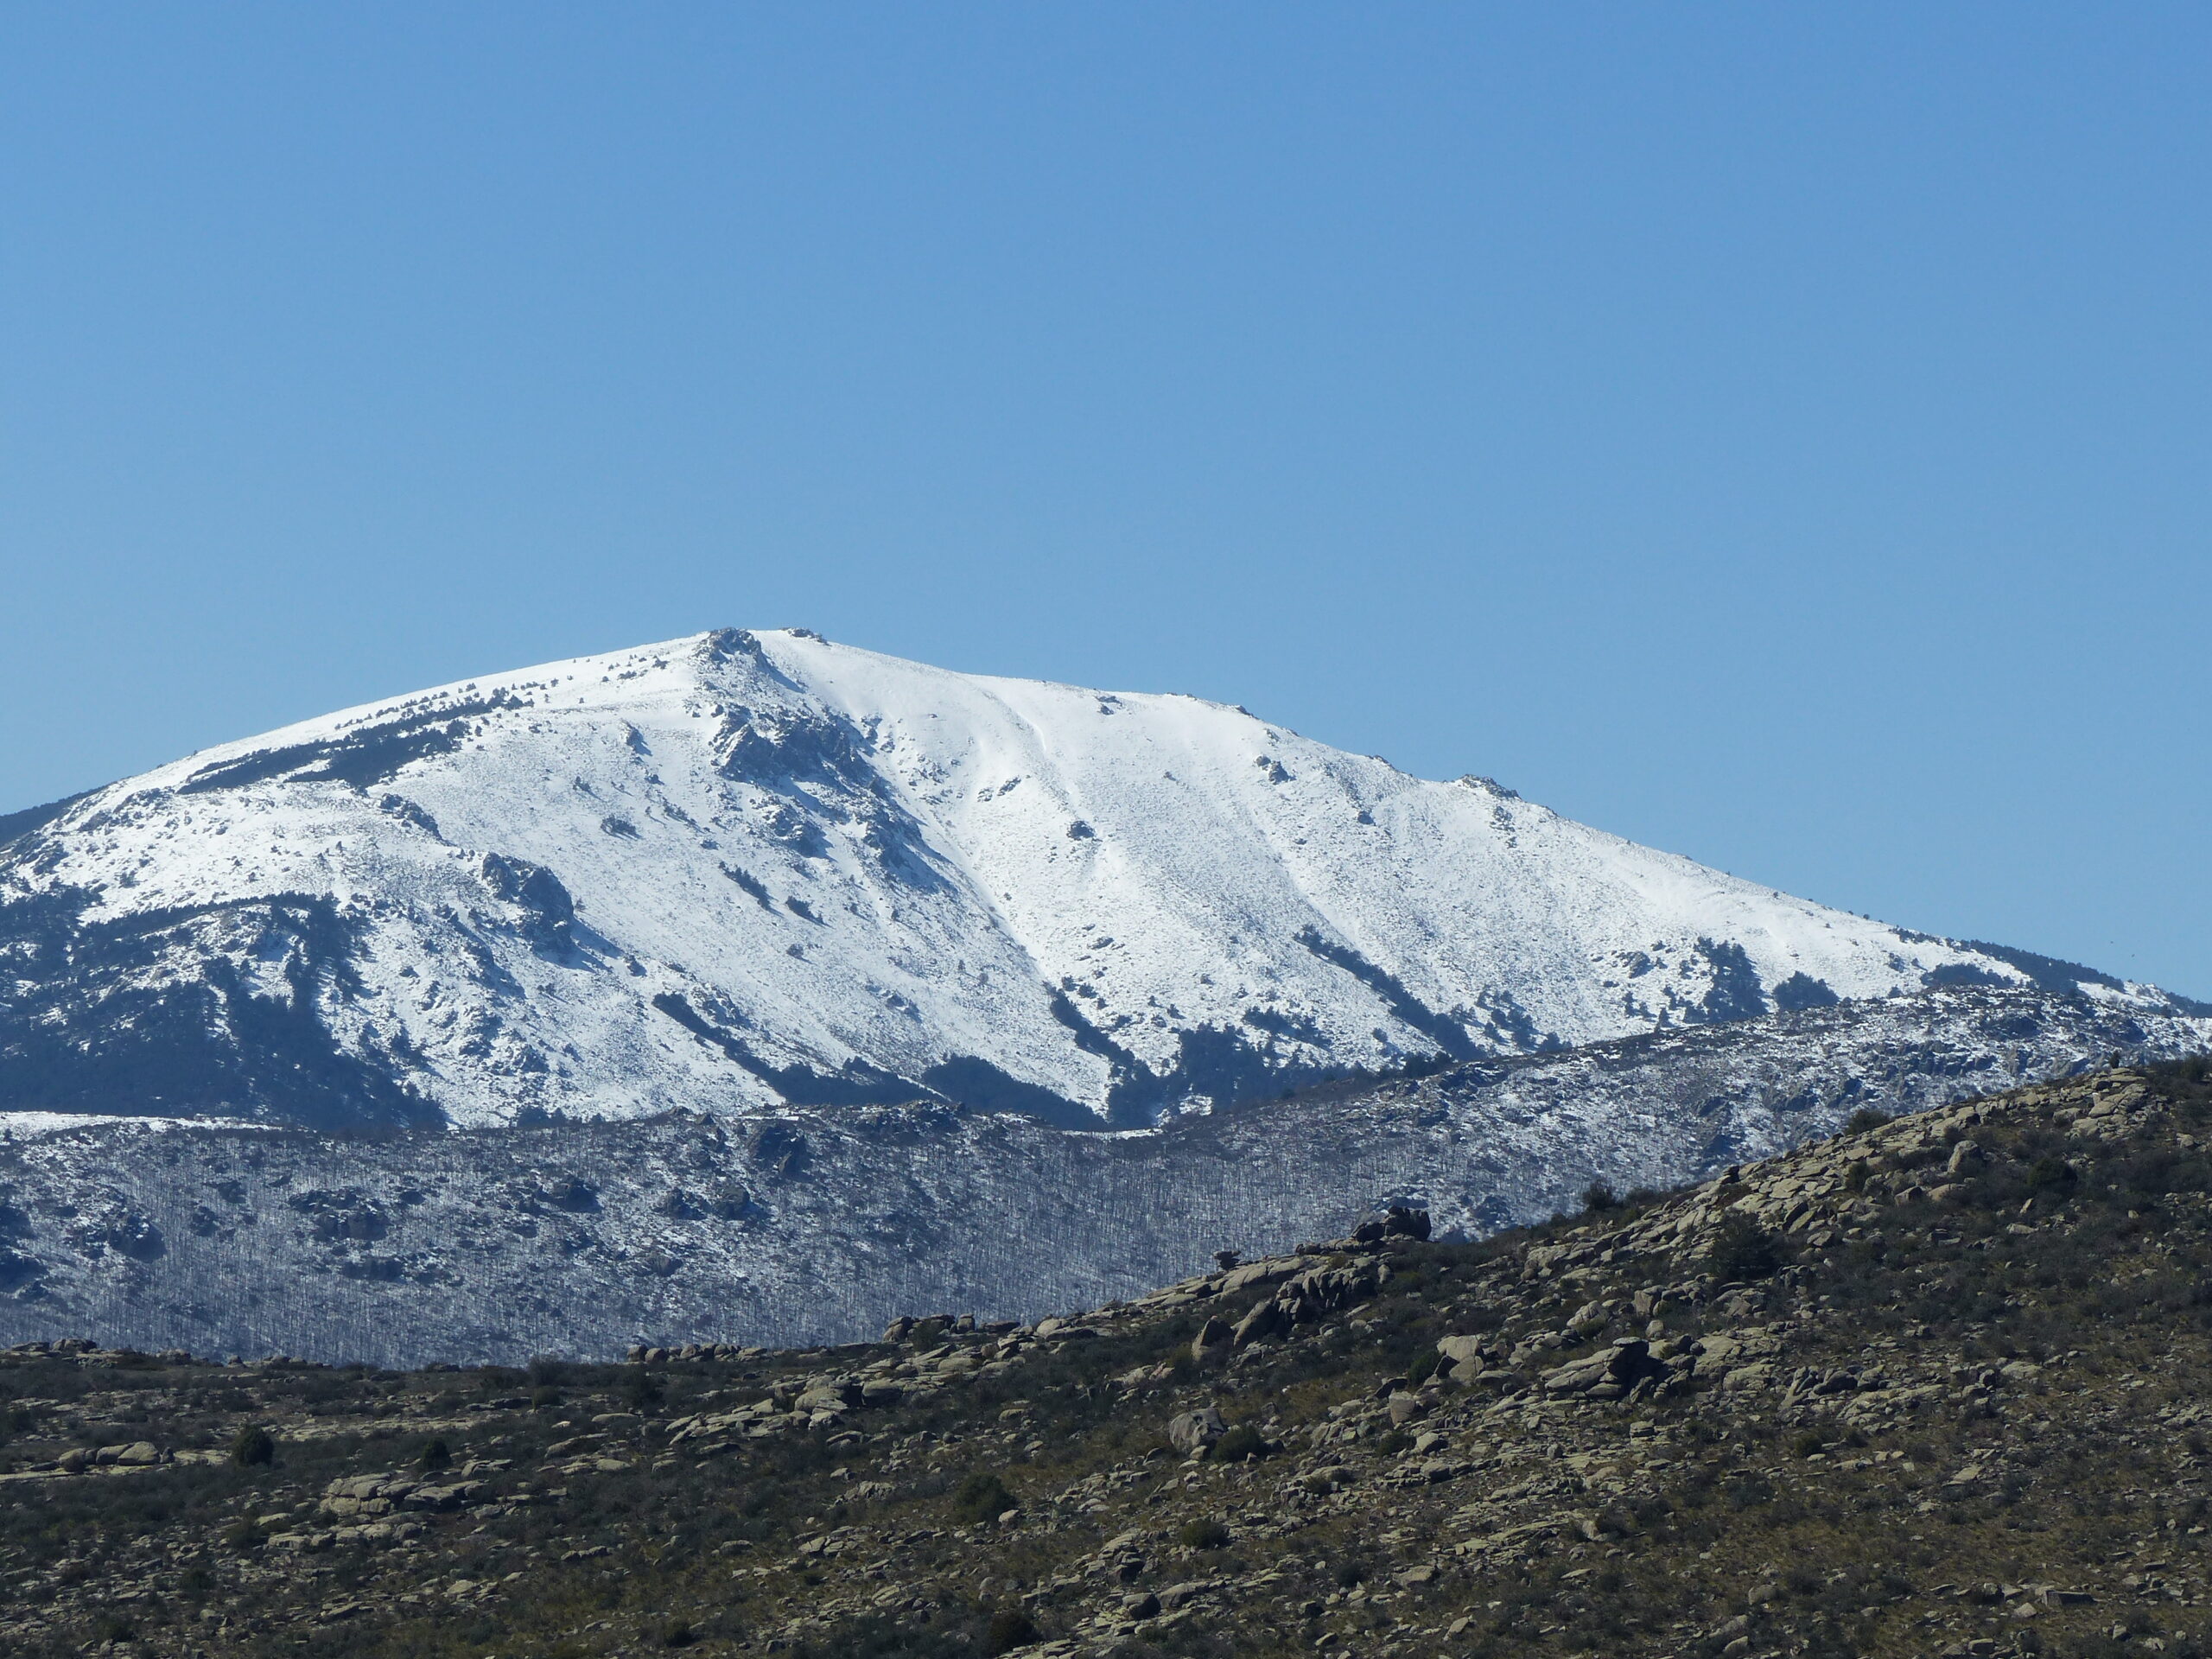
xmin=1708 ymin=1213 xmax=1782 ymax=1282
xmin=984 ymin=1609 xmax=1040 ymax=1655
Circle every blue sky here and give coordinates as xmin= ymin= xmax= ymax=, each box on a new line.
xmin=3 ymin=5 xmax=2208 ymax=996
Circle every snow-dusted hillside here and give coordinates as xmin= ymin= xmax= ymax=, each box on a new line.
xmin=0 ymin=628 xmax=2194 ymax=1129
xmin=1 ymin=986 xmax=2202 ymax=1364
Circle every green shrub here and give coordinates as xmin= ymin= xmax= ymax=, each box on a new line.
xmin=228 ymin=1425 xmax=274 ymax=1467
xmin=1708 ymin=1214 xmax=1782 ymax=1282
xmin=951 ymin=1471 xmax=1014 ymax=1523
xmin=1582 ymin=1180 xmax=1619 ymax=1212
xmin=1406 ymin=1345 xmax=1441 ymax=1384
xmin=1845 ymin=1108 xmax=1893 ymax=1135
xmin=1211 ymin=1423 xmax=1268 ymax=1462
xmin=2029 ymin=1156 xmax=2079 ymax=1192
xmin=1179 ymin=1517 xmax=1230 ymax=1550
xmin=984 ymin=1608 xmax=1040 ymax=1654
xmin=419 ymin=1436 xmax=453 ymax=1471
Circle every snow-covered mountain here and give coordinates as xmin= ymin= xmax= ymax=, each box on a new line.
xmin=0 ymin=628 xmax=2196 ymax=1131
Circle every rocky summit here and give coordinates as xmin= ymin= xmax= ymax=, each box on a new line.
xmin=7 ymin=1057 xmax=2212 ymax=1659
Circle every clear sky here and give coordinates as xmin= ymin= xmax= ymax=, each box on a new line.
xmin=3 ymin=5 xmax=2208 ymax=998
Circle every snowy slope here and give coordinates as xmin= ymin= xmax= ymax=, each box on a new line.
xmin=0 ymin=628 xmax=2191 ymax=1130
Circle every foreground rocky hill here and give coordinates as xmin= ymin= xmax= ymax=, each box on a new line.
xmin=3 ymin=984 xmax=2203 ymax=1364
xmin=6 ymin=1058 xmax=2212 ymax=1658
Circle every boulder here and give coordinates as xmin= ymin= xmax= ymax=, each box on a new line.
xmin=1230 ymin=1300 xmax=1287 ymax=1349
xmin=1539 ymin=1347 xmax=1607 ymax=1392
xmin=1221 ymin=1259 xmax=1299 ymax=1294
xmin=1539 ymin=1338 xmax=1671 ymax=1399
xmin=1604 ymin=1338 xmax=1660 ymax=1382
xmin=1167 ymin=1407 xmax=1228 ymax=1456
xmin=1271 ymin=1256 xmax=1389 ymax=1326
xmin=1352 ymin=1205 xmax=1432 ymax=1244
xmin=1692 ymin=1333 xmax=1746 ymax=1370
xmin=1191 ymin=1318 xmax=1232 ymax=1362
xmin=403 ymin=1481 xmax=484 ymax=1512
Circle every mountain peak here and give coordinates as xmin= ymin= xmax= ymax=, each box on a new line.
xmin=0 ymin=632 xmax=2190 ymax=1132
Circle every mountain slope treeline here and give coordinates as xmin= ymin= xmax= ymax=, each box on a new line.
xmin=1 ymin=983 xmax=2204 ymax=1366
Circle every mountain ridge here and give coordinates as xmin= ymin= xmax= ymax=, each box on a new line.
xmin=1 ymin=628 xmax=2194 ymax=1135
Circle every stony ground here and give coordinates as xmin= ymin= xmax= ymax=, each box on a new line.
xmin=6 ymin=1058 xmax=2212 ymax=1659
